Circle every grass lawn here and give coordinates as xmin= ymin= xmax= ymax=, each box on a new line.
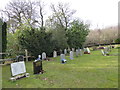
xmin=2 ymin=48 xmax=118 ymax=88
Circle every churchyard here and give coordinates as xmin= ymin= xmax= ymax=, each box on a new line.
xmin=2 ymin=45 xmax=118 ymax=88
xmin=0 ymin=0 xmax=119 ymax=89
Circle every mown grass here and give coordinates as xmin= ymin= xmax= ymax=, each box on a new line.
xmin=2 ymin=48 xmax=118 ymax=88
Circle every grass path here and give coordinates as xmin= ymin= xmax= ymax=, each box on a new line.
xmin=2 ymin=48 xmax=118 ymax=88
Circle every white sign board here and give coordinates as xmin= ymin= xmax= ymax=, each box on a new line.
xmin=11 ymin=61 xmax=26 ymax=76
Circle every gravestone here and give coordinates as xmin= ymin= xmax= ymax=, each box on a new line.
xmin=76 ymin=49 xmax=79 ymax=57
xmin=10 ymin=61 xmax=29 ymax=81
xmin=84 ymin=47 xmax=90 ymax=54
xmin=104 ymin=47 xmax=109 ymax=55
xmin=70 ymin=51 xmax=73 ymax=60
xmin=64 ymin=49 xmax=67 ymax=55
xmin=80 ymin=49 xmax=83 ymax=56
xmin=33 ymin=60 xmax=43 ymax=74
xmin=42 ymin=52 xmax=46 ymax=60
xmin=60 ymin=54 xmax=67 ymax=64
xmin=72 ymin=48 xmax=75 ymax=52
xmin=16 ymin=55 xmax=24 ymax=62
xmin=60 ymin=54 xmax=65 ymax=60
xmin=101 ymin=50 xmax=106 ymax=56
xmin=53 ymin=51 xmax=57 ymax=57
xmin=60 ymin=49 xmax=62 ymax=54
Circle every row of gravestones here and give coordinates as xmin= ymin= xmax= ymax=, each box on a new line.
xmin=10 ymin=47 xmax=91 ymax=81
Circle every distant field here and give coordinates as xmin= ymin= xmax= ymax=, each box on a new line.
xmin=2 ymin=48 xmax=118 ymax=88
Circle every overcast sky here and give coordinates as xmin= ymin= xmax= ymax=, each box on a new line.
xmin=0 ymin=0 xmax=119 ymax=29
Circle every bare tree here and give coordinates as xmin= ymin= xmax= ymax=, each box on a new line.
xmin=85 ymin=26 xmax=118 ymax=46
xmin=0 ymin=0 xmax=46 ymax=33
xmin=49 ymin=2 xmax=76 ymax=31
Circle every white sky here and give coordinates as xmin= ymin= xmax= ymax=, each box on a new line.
xmin=0 ymin=0 xmax=119 ymax=29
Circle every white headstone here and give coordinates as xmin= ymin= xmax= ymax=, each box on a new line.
xmin=80 ymin=49 xmax=83 ymax=56
xmin=60 ymin=54 xmax=65 ymax=60
xmin=76 ymin=49 xmax=79 ymax=57
xmin=86 ymin=47 xmax=90 ymax=53
xmin=64 ymin=49 xmax=67 ymax=54
xmin=101 ymin=50 xmax=106 ymax=56
xmin=42 ymin=52 xmax=46 ymax=60
xmin=11 ymin=61 xmax=26 ymax=76
xmin=70 ymin=51 xmax=73 ymax=60
xmin=53 ymin=51 xmax=57 ymax=57
xmin=72 ymin=48 xmax=75 ymax=52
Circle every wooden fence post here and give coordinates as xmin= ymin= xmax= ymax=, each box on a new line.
xmin=25 ymin=49 xmax=28 ymax=62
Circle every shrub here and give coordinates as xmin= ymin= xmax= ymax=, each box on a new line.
xmin=18 ymin=28 xmax=55 ymax=58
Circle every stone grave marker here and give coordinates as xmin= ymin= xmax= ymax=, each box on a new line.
xmin=72 ymin=48 xmax=75 ymax=52
xmin=60 ymin=54 xmax=67 ymax=64
xmin=33 ymin=60 xmax=43 ymax=74
xmin=60 ymin=49 xmax=62 ymax=54
xmin=60 ymin=54 xmax=65 ymax=60
xmin=64 ymin=49 xmax=67 ymax=55
xmin=76 ymin=49 xmax=79 ymax=57
xmin=70 ymin=51 xmax=73 ymax=60
xmin=84 ymin=47 xmax=90 ymax=54
xmin=16 ymin=55 xmax=24 ymax=62
xmin=53 ymin=51 xmax=57 ymax=57
xmin=10 ymin=61 xmax=29 ymax=81
xmin=80 ymin=49 xmax=83 ymax=56
xmin=101 ymin=50 xmax=106 ymax=56
xmin=42 ymin=52 xmax=46 ymax=60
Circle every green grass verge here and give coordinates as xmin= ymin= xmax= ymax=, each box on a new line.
xmin=2 ymin=48 xmax=118 ymax=88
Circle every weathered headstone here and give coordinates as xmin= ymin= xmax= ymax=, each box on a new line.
xmin=33 ymin=60 xmax=43 ymax=74
xmin=10 ymin=61 xmax=29 ymax=81
xmin=42 ymin=52 xmax=46 ymax=60
xmin=16 ymin=55 xmax=24 ymax=62
xmin=72 ymin=48 xmax=75 ymax=52
xmin=70 ymin=51 xmax=73 ymax=60
xmin=84 ymin=47 xmax=90 ymax=54
xmin=60 ymin=54 xmax=65 ymax=60
xmin=101 ymin=50 xmax=106 ymax=56
xmin=64 ymin=49 xmax=67 ymax=55
xmin=60 ymin=54 xmax=67 ymax=64
xmin=60 ymin=49 xmax=62 ymax=54
xmin=87 ymin=47 xmax=90 ymax=54
xmin=53 ymin=51 xmax=57 ymax=57
xmin=80 ymin=49 xmax=83 ymax=56
xmin=76 ymin=49 xmax=79 ymax=57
